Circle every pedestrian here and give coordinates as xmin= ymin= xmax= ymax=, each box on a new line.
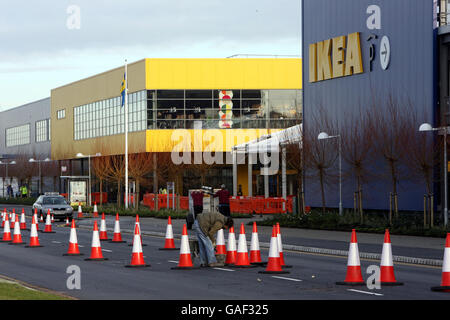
xmin=22 ymin=185 xmax=28 ymax=198
xmin=191 ymin=190 xmax=204 ymax=218
xmin=214 ymin=184 xmax=231 ymax=217
xmin=193 ymin=210 xmax=233 ymax=267
xmin=6 ymin=185 xmax=12 ymax=198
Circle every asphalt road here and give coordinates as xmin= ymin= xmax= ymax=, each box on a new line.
xmin=0 ymin=204 xmax=449 ymax=300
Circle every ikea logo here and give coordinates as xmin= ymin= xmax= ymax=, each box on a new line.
xmin=309 ymin=32 xmax=363 ymax=83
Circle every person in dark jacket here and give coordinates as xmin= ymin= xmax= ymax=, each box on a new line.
xmin=214 ymin=184 xmax=230 ymax=217
xmin=193 ymin=211 xmax=233 ymax=267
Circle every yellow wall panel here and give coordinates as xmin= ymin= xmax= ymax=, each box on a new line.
xmin=145 ymin=58 xmax=302 ymax=90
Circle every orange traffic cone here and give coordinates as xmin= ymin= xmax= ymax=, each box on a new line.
xmin=250 ymin=222 xmax=266 ymax=266
xmin=110 ymin=213 xmax=126 ymax=243
xmin=380 ymin=229 xmax=403 ymax=286
xmin=33 ymin=209 xmax=39 ymax=232
xmin=63 ymin=219 xmax=82 ymax=256
xmin=93 ymin=202 xmax=99 ymax=218
xmin=171 ymin=224 xmax=199 ymax=270
xmin=40 ymin=212 xmax=44 ymax=223
xmin=431 ymin=233 xmax=450 ymax=292
xmin=51 ymin=214 xmax=55 ymax=224
xmin=276 ymin=223 xmax=292 ymax=268
xmin=259 ymin=225 xmax=290 ymax=274
xmin=225 ymin=226 xmax=237 ymax=266
xmin=336 ymin=229 xmax=365 ymax=285
xmin=1 ymin=209 xmax=5 ymax=228
xmin=159 ymin=216 xmax=177 ymax=250
xmin=65 ymin=216 xmax=70 ymax=227
xmin=1 ymin=213 xmax=12 ymax=242
xmin=25 ymin=215 xmax=43 ymax=248
xmin=77 ymin=203 xmax=83 ymax=218
xmin=128 ymin=215 xmax=147 ymax=246
xmin=9 ymin=215 xmax=24 ymax=245
xmin=43 ymin=210 xmax=55 ymax=233
xmin=125 ymin=223 xmax=150 ymax=267
xmin=20 ymin=209 xmax=27 ymax=230
xmin=215 ymin=229 xmax=227 ymax=255
xmin=85 ymin=221 xmax=108 ymax=261
xmin=99 ymin=213 xmax=110 ymax=241
xmin=10 ymin=209 xmax=15 ymax=229
xmin=232 ymin=223 xmax=256 ymax=268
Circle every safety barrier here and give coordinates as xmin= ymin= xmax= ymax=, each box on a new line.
xmin=92 ymin=192 xmax=108 ymax=204
xmin=230 ymin=196 xmax=295 ymax=215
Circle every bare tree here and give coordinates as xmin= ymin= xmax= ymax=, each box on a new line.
xmin=341 ymin=105 xmax=375 ymax=223
xmin=128 ymin=152 xmax=154 ymax=209
xmin=103 ymin=155 xmax=126 ymax=207
xmin=370 ymin=94 xmax=411 ymax=223
xmin=304 ymin=106 xmax=339 ymax=213
xmin=91 ymin=156 xmax=111 ymax=206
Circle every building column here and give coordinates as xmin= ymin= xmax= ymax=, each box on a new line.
xmin=248 ymin=151 xmax=253 ymax=197
xmin=232 ymin=149 xmax=237 ymax=196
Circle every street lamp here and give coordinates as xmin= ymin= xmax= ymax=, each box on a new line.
xmin=0 ymin=160 xmax=16 ymax=197
xmin=29 ymin=158 xmax=51 ymax=195
xmin=419 ymin=123 xmax=448 ymax=227
xmin=76 ymin=152 xmax=101 ymax=207
xmin=318 ymin=132 xmax=343 ymax=216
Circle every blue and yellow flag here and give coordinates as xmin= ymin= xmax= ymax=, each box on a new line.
xmin=120 ymin=72 xmax=126 ymax=107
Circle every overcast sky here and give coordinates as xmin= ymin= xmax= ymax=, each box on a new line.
xmin=0 ymin=0 xmax=302 ymax=111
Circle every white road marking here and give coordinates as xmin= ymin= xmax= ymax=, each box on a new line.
xmin=51 ymin=241 xmax=61 ymax=244
xmin=168 ymin=260 xmax=179 ymax=264
xmin=102 ymin=249 xmax=113 ymax=253
xmin=347 ymin=289 xmax=384 ymax=296
xmin=213 ymin=268 xmax=235 ymax=272
xmin=271 ymin=276 xmax=302 ymax=282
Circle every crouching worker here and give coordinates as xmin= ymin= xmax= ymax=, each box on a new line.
xmin=193 ymin=211 xmax=233 ymax=267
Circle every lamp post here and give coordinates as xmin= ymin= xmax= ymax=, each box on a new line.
xmin=419 ymin=123 xmax=448 ymax=227
xmin=29 ymin=158 xmax=50 ymax=195
xmin=318 ymin=132 xmax=342 ymax=216
xmin=0 ymin=160 xmax=16 ymax=197
xmin=76 ymin=152 xmax=101 ymax=207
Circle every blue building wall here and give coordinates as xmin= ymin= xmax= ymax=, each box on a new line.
xmin=302 ymin=0 xmax=437 ymax=211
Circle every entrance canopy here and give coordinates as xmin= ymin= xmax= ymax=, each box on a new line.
xmin=233 ymin=124 xmax=302 ymax=153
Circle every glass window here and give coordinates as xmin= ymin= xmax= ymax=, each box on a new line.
xmin=214 ymin=90 xmax=240 ymax=99
xmin=156 ymin=90 xmax=184 ymax=99
xmin=186 ymin=90 xmax=212 ymax=99
xmin=242 ymin=90 xmax=261 ymax=99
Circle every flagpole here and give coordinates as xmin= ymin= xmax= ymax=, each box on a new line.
xmin=124 ymin=59 xmax=129 ymax=209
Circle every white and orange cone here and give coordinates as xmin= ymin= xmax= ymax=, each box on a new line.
xmin=25 ymin=215 xmax=43 ymax=248
xmin=85 ymin=221 xmax=108 ymax=261
xmin=43 ymin=210 xmax=55 ymax=233
xmin=232 ymin=223 xmax=257 ymax=268
xmin=63 ymin=219 xmax=82 ymax=256
xmin=51 ymin=214 xmax=55 ymax=224
xmin=77 ymin=203 xmax=83 ymax=218
xmin=93 ymin=202 xmax=99 ymax=218
xmin=380 ymin=229 xmax=403 ymax=286
xmin=40 ymin=212 xmax=44 ymax=223
xmin=10 ymin=209 xmax=16 ymax=229
xmin=33 ymin=209 xmax=40 ymax=232
xmin=125 ymin=223 xmax=150 ymax=267
xmin=99 ymin=213 xmax=110 ymax=241
xmin=225 ymin=226 xmax=237 ymax=266
xmin=9 ymin=215 xmax=24 ymax=245
xmin=431 ymin=233 xmax=450 ymax=292
xmin=276 ymin=223 xmax=292 ymax=268
xmin=215 ymin=229 xmax=227 ymax=255
xmin=250 ymin=222 xmax=265 ymax=266
xmin=159 ymin=216 xmax=177 ymax=250
xmin=129 ymin=215 xmax=146 ymax=246
xmin=20 ymin=209 xmax=27 ymax=230
xmin=1 ymin=209 xmax=5 ymax=228
xmin=171 ymin=224 xmax=198 ymax=269
xmin=259 ymin=225 xmax=289 ymax=274
xmin=110 ymin=213 xmax=126 ymax=243
xmin=336 ymin=229 xmax=365 ymax=285
xmin=1 ymin=213 xmax=12 ymax=242
xmin=65 ymin=216 xmax=70 ymax=227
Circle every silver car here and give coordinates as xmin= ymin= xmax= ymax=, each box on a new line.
xmin=32 ymin=193 xmax=73 ymax=221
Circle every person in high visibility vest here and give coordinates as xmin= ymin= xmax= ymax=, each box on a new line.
xmin=21 ymin=185 xmax=28 ymax=198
